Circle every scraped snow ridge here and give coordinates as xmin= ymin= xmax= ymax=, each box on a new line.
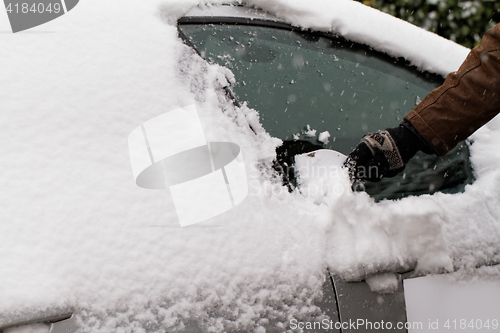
xmin=1 ymin=0 xmax=499 ymax=331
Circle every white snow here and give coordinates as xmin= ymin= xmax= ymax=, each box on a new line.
xmin=318 ymin=131 xmax=330 ymax=145
xmin=365 ymin=273 xmax=399 ymax=294
xmin=295 ymin=149 xmax=349 ymax=205
xmin=303 ymin=124 xmax=317 ymax=137
xmin=1 ymin=0 xmax=499 ymax=332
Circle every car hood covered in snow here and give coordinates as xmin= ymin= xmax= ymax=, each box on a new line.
xmin=1 ymin=0 xmax=499 ymax=331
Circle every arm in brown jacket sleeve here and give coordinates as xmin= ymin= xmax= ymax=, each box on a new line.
xmin=405 ymin=23 xmax=500 ymax=156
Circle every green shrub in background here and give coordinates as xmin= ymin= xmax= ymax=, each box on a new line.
xmin=358 ymin=0 xmax=500 ymax=48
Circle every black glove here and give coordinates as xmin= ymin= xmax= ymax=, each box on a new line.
xmin=344 ymin=120 xmax=434 ymax=182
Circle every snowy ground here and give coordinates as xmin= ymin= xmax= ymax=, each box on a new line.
xmin=1 ymin=0 xmax=500 ymax=332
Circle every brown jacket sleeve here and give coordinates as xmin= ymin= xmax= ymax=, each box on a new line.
xmin=404 ymin=23 xmax=500 ymax=156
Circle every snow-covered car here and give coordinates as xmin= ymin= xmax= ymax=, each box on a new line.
xmin=174 ymin=3 xmax=499 ymax=332
xmin=1 ymin=1 xmax=500 ymax=333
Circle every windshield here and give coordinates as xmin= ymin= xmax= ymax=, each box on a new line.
xmin=179 ymin=22 xmax=474 ymax=200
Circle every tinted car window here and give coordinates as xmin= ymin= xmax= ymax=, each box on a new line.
xmin=179 ymin=22 xmax=473 ymax=200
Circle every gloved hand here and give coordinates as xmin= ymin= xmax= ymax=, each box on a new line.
xmin=344 ymin=120 xmax=434 ymax=182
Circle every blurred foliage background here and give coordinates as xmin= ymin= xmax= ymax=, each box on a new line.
xmin=357 ymin=0 xmax=500 ymax=48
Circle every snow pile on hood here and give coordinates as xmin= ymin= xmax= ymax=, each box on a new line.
xmin=1 ymin=0 xmax=499 ymax=332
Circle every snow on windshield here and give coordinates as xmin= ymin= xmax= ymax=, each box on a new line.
xmin=1 ymin=0 xmax=499 ymax=332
